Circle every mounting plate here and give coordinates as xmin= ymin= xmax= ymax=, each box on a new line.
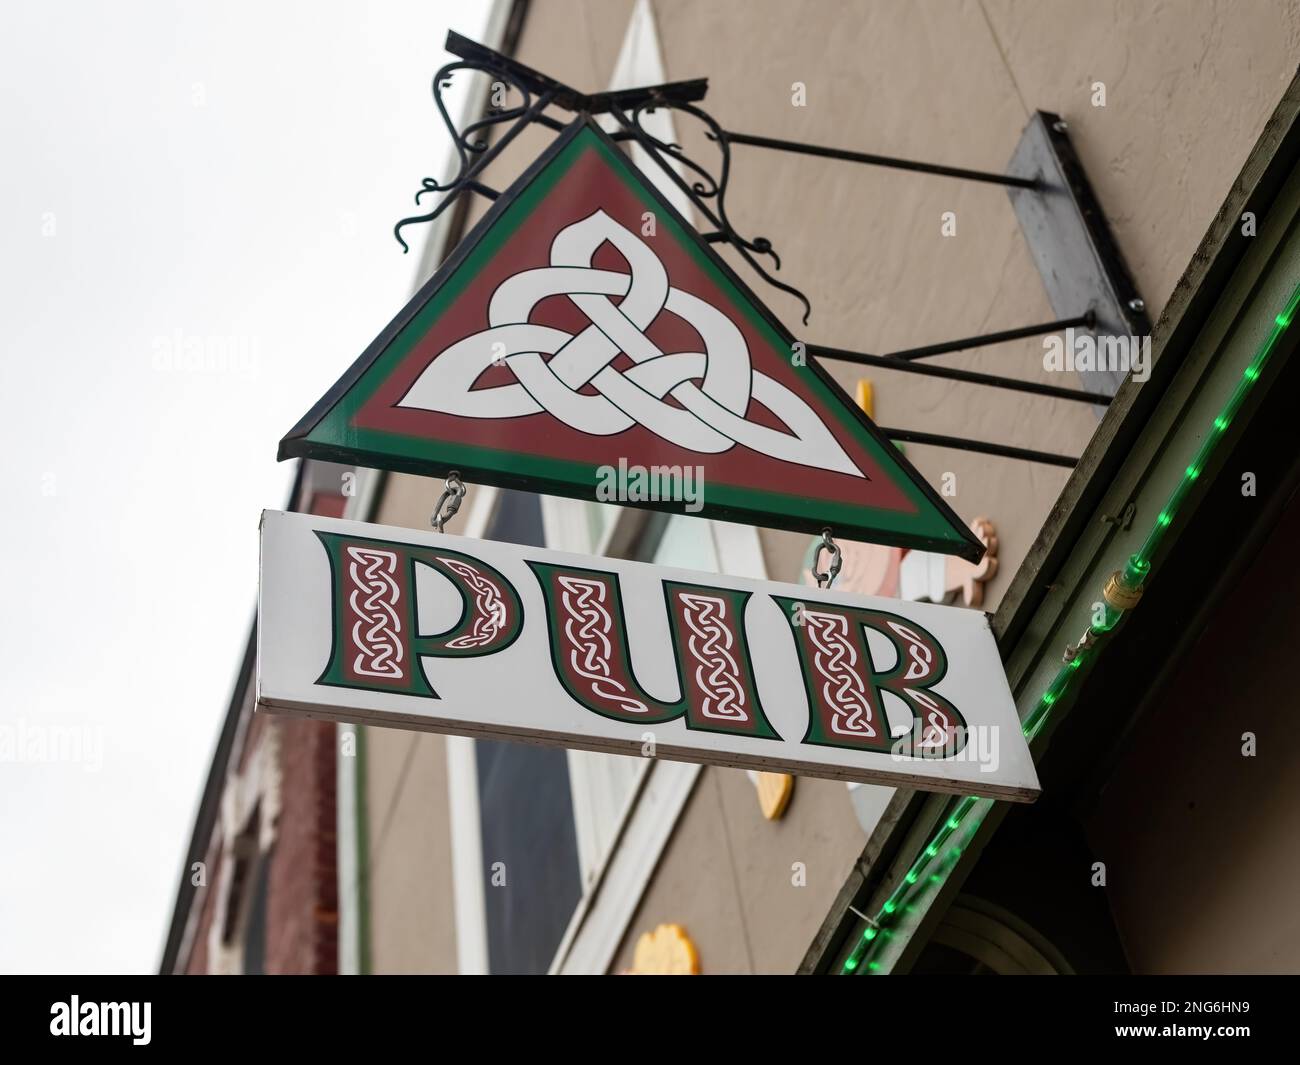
xmin=1007 ymin=111 xmax=1151 ymax=408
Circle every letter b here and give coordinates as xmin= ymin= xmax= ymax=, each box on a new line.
xmin=771 ymin=599 xmax=968 ymax=757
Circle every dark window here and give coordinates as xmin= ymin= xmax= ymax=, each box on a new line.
xmin=476 ymin=489 xmax=582 ymax=974
xmin=241 ymin=853 xmax=270 ymax=975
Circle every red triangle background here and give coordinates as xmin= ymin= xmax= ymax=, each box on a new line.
xmin=352 ymin=141 xmax=916 ymax=515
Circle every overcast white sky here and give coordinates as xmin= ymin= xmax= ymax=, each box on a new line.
xmin=0 ymin=0 xmax=491 ymax=973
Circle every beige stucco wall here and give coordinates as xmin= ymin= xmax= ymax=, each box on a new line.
xmin=359 ymin=0 xmax=1300 ymax=973
xmin=610 ymin=768 xmax=864 ymax=973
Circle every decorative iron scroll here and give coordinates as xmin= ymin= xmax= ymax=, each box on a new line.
xmin=393 ymin=58 xmax=552 ymax=252
xmin=614 ymin=99 xmax=813 ymax=324
xmin=379 ymin=31 xmax=1136 ymax=468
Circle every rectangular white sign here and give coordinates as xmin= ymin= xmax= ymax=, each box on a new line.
xmin=257 ymin=510 xmax=1039 ymax=801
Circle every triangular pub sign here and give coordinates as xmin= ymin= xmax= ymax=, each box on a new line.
xmin=280 ymin=119 xmax=983 ymax=561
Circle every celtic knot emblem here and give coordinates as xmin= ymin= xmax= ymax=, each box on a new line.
xmin=398 ymin=210 xmax=864 ymax=477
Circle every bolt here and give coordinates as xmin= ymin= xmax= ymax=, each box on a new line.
xmin=1128 ymin=297 xmax=1146 ymax=313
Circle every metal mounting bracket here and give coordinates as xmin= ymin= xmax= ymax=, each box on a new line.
xmin=393 ymin=36 xmax=1155 ymax=464
xmin=1006 ymin=111 xmax=1152 ymax=408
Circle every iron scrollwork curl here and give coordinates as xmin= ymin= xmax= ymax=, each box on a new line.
xmin=621 ymin=99 xmax=813 ymax=324
xmin=393 ymin=62 xmax=536 ymax=253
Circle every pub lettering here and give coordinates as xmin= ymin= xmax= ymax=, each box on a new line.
xmin=314 ymin=531 xmax=968 ymax=757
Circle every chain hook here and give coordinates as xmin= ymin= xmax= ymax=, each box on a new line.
xmin=812 ymin=528 xmax=842 ymax=590
xmin=431 ymin=471 xmax=466 ymax=533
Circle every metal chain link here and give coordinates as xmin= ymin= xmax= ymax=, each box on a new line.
xmin=812 ymin=528 xmax=842 ymax=589
xmin=430 ymin=471 xmax=466 ymax=533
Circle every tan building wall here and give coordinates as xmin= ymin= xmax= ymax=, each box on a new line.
xmin=609 ymin=769 xmax=864 ymax=973
xmin=358 ymin=0 xmax=1300 ymax=973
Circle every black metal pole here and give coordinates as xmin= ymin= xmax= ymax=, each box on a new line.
xmin=725 ymin=131 xmax=1039 ymax=190
xmin=878 ymin=428 xmax=1077 ymax=468
xmin=444 ymin=29 xmax=708 ymax=112
xmin=887 ymin=314 xmax=1094 ymax=361
xmin=808 ymin=343 xmax=1111 ymax=405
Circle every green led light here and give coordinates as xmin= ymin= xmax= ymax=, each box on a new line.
xmin=844 ymin=957 xmax=858 ymax=971
xmin=925 ymin=844 xmax=937 ymax=857
xmin=1185 ymin=465 xmax=1199 ymax=481
xmin=1157 ymin=511 xmax=1172 ymax=526
xmin=1276 ymin=313 xmax=1291 ymax=327
xmin=1042 ymin=691 xmax=1057 ymax=707
xmin=1069 ymin=657 xmax=1082 ymax=670
xmin=882 ymin=900 xmax=896 ymax=914
xmin=863 ymin=927 xmax=877 ymax=941
xmin=1244 ymin=365 xmax=1260 ymax=381
xmin=1214 ymin=415 xmax=1229 ymax=431
xmin=946 ymin=817 xmax=960 ymax=830
xmin=868 ymin=961 xmax=880 ymax=971
xmin=904 ymin=871 xmax=918 ymax=884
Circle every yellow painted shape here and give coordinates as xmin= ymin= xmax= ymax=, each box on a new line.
xmin=630 ymin=923 xmax=700 ymax=975
xmin=855 ymin=379 xmax=874 ymax=417
xmin=754 ymin=771 xmax=794 ymax=820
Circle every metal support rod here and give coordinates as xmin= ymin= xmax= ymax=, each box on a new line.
xmin=879 ymin=428 xmax=1077 ymax=468
xmin=725 ymin=130 xmax=1039 ymax=190
xmin=886 ymin=314 xmax=1094 ymax=361
xmin=808 ymin=343 xmax=1112 ymax=405
xmin=445 ymin=30 xmax=707 ymax=113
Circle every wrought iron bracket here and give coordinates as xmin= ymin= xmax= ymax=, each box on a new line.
xmin=608 ymin=97 xmax=814 ymax=323
xmin=1006 ymin=112 xmax=1153 ymax=406
xmin=394 ymin=34 xmax=1150 ymax=466
xmin=393 ymin=33 xmax=709 ymax=251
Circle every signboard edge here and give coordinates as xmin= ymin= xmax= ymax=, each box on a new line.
xmin=254 ymin=693 xmax=1039 ymax=803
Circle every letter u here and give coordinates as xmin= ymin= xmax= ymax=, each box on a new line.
xmin=528 ymin=561 xmax=778 ymax=739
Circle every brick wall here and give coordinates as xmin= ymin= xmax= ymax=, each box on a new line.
xmin=181 ymin=715 xmax=338 ymax=974
xmin=260 ymin=485 xmax=344 ymax=974
xmin=265 ymin=717 xmax=338 ymax=975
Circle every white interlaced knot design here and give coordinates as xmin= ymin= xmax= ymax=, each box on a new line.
xmin=398 ymin=210 xmax=864 ymax=477
xmin=346 ymin=547 xmax=404 ymax=679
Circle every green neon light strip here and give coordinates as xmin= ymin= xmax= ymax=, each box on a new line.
xmin=840 ymin=278 xmax=1300 ymax=975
